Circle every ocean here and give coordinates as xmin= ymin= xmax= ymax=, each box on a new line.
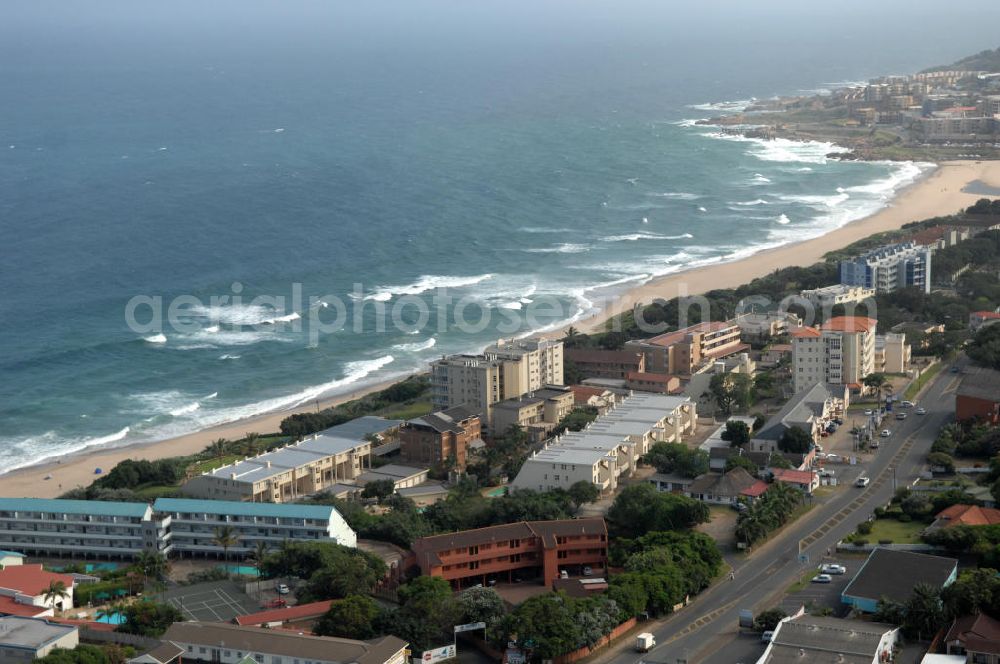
xmin=1 ymin=0 xmax=997 ymax=473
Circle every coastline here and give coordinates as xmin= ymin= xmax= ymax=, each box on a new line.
xmin=2 ymin=159 xmax=999 ymax=500
xmin=571 ymin=159 xmax=1000 ymax=334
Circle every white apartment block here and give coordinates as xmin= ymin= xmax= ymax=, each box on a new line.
xmin=874 ymin=333 xmax=911 ymax=374
xmin=511 ymin=393 xmax=696 ymax=494
xmin=800 ymin=284 xmax=876 ymax=312
xmin=791 ymin=316 xmax=877 ymax=393
xmin=0 ymin=498 xmax=355 ymax=561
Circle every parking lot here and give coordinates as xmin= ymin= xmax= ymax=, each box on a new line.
xmin=158 ymin=580 xmax=259 ymax=622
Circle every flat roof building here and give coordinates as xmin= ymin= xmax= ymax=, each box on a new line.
xmin=842 ymin=548 xmax=957 ymax=613
xmin=0 ymin=616 xmax=79 ymax=663
xmin=757 ymin=614 xmax=898 ymax=664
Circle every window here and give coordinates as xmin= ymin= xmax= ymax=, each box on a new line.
xmin=470 ymin=560 xmax=479 ymax=570
xmin=469 ymin=545 xmax=479 ymax=555
xmin=510 ymin=539 xmax=519 ymax=547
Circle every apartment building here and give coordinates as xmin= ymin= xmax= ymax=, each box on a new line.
xmin=491 ymin=386 xmax=575 ymax=439
xmin=182 ymin=418 xmax=402 ymax=502
xmin=0 ymin=497 xmax=355 ymax=560
xmin=800 ymin=284 xmax=876 ymax=312
xmin=564 ymin=349 xmax=645 ymax=380
xmin=430 ymin=338 xmax=564 ymax=427
xmin=411 ymin=518 xmax=608 ymax=588
xmin=399 ymin=405 xmax=481 ymax=470
xmin=839 ymin=241 xmax=932 ymax=294
xmin=511 ymin=393 xmax=696 ymax=493
xmin=791 ymin=316 xmax=877 ymax=393
xmin=163 ymin=622 xmax=407 ymax=664
xmin=734 ymin=311 xmax=802 ymax=344
xmin=153 ymin=498 xmax=356 ymax=557
xmin=0 ymin=499 xmax=157 ymax=560
xmin=874 ymin=333 xmax=911 ymax=374
xmin=625 ymin=320 xmax=745 ymax=376
xmin=916 ymin=113 xmax=996 ymax=142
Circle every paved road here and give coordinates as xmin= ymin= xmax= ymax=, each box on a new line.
xmin=601 ymin=362 xmax=964 ymax=664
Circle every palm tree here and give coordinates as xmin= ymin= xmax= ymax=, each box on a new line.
xmin=249 ymin=541 xmax=271 ymax=578
xmin=134 ymin=551 xmax=168 ymax=587
xmin=243 ymin=432 xmax=260 ymax=456
xmin=213 ymin=525 xmax=240 ymax=571
xmin=96 ymin=602 xmax=126 ymax=625
xmin=42 ymin=580 xmax=70 ymax=611
xmin=210 ymin=437 xmax=229 ymax=460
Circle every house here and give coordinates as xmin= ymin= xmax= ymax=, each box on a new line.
xmin=0 ymin=551 xmax=25 ymax=569
xmin=411 ymin=518 xmax=608 ymax=588
xmin=970 ymin=311 xmax=1000 ymax=333
xmin=235 ymin=600 xmax=335 ymax=628
xmin=127 ymin=642 xmax=185 ymax=664
xmin=0 ymin=564 xmax=75 ymax=611
xmin=756 ymin=614 xmax=898 ymax=664
xmin=162 ymin=622 xmax=408 ymax=664
xmin=567 ymin=385 xmax=617 ymax=414
xmin=354 ymin=464 xmax=429 ymax=491
xmin=625 ymin=372 xmax=681 ymax=394
xmin=0 ymin=616 xmax=79 ymax=663
xmin=648 ymin=473 xmax=696 ymax=494
xmin=842 ymin=548 xmax=958 ymax=613
xmin=685 ymin=468 xmax=768 ymax=506
xmin=564 ymin=349 xmax=645 ymax=380
xmin=770 ymin=468 xmax=819 ymax=495
xmin=399 ymin=405 xmax=481 ymax=470
xmin=944 ymin=612 xmax=1000 ymax=662
xmin=751 ymin=383 xmax=844 ymax=453
xmin=396 ymin=483 xmax=450 ymax=507
xmin=956 ymin=366 xmax=1000 ymax=424
xmin=930 ymin=504 xmax=1000 ymax=530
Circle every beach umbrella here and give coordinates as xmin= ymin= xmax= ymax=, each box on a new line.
xmin=94 ymin=467 xmax=103 ymax=474
xmin=114 ymin=588 xmax=128 ymax=597
xmin=95 ymin=591 xmax=111 ymax=601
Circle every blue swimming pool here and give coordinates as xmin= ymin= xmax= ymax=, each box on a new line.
xmin=95 ymin=612 xmax=126 ymax=625
xmin=217 ymin=564 xmax=259 ymax=576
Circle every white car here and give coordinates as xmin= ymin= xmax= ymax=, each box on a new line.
xmin=761 ymin=630 xmax=775 ymax=643
xmin=916 ymin=407 xmax=927 ymax=415
xmin=820 ymin=564 xmax=847 ymax=575
xmin=855 ymin=477 xmax=870 ymax=488
xmin=864 ymin=409 xmax=874 ymax=416
xmin=275 ymin=583 xmax=290 ymax=595
xmin=901 ymin=400 xmax=914 ymax=408
xmin=811 ymin=574 xmax=833 ymax=584
xmin=880 ymin=429 xmax=892 ymax=437
xmin=826 ymin=454 xmax=841 ymax=463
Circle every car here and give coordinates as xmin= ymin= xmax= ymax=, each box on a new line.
xmin=826 ymin=453 xmax=841 ymax=462
xmin=761 ymin=630 xmax=775 ymax=643
xmin=263 ymin=598 xmax=287 ymax=609
xmin=896 ymin=412 xmax=907 ymax=420
xmin=819 ymin=468 xmax=835 ymax=477
xmin=864 ymin=409 xmax=874 ymax=416
xmin=275 ymin=583 xmax=290 ymax=595
xmin=820 ymin=564 xmax=847 ymax=575
xmin=560 ymin=570 xmax=569 ymax=580
xmin=833 ymin=418 xmax=844 ymax=425
xmin=951 ymin=366 xmax=961 ymax=373
xmin=730 ymin=501 xmax=749 ymax=513
xmin=916 ymin=407 xmax=927 ymax=415
xmin=583 ymin=566 xmax=593 ymax=576
xmin=901 ymin=400 xmax=914 ymax=408
xmin=870 ymin=440 xmax=879 ymax=449
xmin=811 ymin=574 xmax=833 ymax=584
xmin=814 ymin=444 xmax=824 ymax=453
xmin=881 ymin=429 xmax=892 ymax=437
xmin=855 ymin=477 xmax=870 ymax=488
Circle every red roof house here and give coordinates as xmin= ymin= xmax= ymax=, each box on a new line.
xmin=235 ymin=600 xmax=335 ymax=627
xmin=771 ymin=468 xmax=819 ymax=494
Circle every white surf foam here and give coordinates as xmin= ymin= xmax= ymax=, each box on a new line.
xmin=750 ymin=173 xmax=772 ymax=184
xmin=524 ymin=244 xmax=591 ymax=254
xmin=649 ymin=191 xmax=703 ymax=200
xmin=602 ymin=232 xmax=694 ymax=242
xmin=143 ymin=333 xmax=167 ymax=344
xmin=365 ymin=274 xmax=495 ymax=301
xmin=776 ymin=214 xmax=791 ymax=225
xmin=392 ymin=338 xmax=437 ymax=353
xmin=730 ymin=198 xmax=770 ymax=207
xmin=688 ymin=98 xmax=756 ymax=113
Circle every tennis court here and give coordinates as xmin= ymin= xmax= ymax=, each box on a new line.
xmin=159 ymin=580 xmax=258 ymax=622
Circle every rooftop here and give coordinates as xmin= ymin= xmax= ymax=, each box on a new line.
xmin=413 ymin=518 xmax=607 ymax=555
xmin=0 ymin=616 xmax=77 ymax=651
xmin=407 ymin=406 xmax=480 ymax=434
xmin=0 ymin=498 xmax=149 ymax=519
xmin=842 ymin=548 xmax=957 ymax=605
xmin=820 ymin=316 xmax=878 ymax=333
xmin=958 ymin=366 xmax=1000 ymax=402
xmin=764 ymin=614 xmax=896 ymax=664
xmin=935 ymin=504 xmax=1000 ymax=527
xmin=153 ymin=498 xmax=339 ymax=521
xmin=0 ymin=564 xmax=75 ymax=596
xmin=771 ymin=468 xmax=817 ymax=485
xmin=945 ymin=613 xmax=1000 ymax=656
xmin=163 ymin=622 xmax=407 ymax=664
xmin=642 ymin=320 xmax=738 ymax=348
xmin=0 ymin=595 xmax=50 ymax=618
xmin=564 ymin=349 xmax=644 ymax=364
xmin=235 ymin=600 xmax=335 ymax=626
xmin=754 ymin=383 xmax=836 ymax=442
xmin=687 ymin=468 xmax=764 ymax=498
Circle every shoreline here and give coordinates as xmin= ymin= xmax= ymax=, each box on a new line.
xmin=2 ymin=159 xmax=999 ymax=500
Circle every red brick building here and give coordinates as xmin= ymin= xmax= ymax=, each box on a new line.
xmin=411 ymin=518 xmax=608 ymax=588
xmin=565 ymin=349 xmax=645 ymax=380
xmin=399 ymin=406 xmax=481 ymax=470
xmin=956 ymin=366 xmax=1000 ymax=424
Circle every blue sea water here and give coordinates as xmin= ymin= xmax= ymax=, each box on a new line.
xmin=1 ymin=0 xmax=998 ymax=473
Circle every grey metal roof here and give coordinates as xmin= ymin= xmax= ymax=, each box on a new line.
xmin=958 ymin=366 xmax=1000 ymax=402
xmin=0 ymin=616 xmax=77 ymax=649
xmin=764 ymin=615 xmax=896 ymax=664
xmin=755 ymin=383 xmax=832 ymax=442
xmin=842 ymin=548 xmax=957 ymax=605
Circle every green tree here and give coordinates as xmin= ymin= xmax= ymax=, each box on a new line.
xmin=362 ymin=479 xmax=397 ymax=503
xmin=213 ymin=525 xmax=239 ymax=570
xmin=567 ymin=480 xmax=601 ymax=510
xmin=720 ymin=420 xmax=751 ymax=448
xmin=709 ymin=373 xmax=754 ymax=416
xmin=968 ymin=324 xmax=1000 ymax=370
xmin=778 ymin=426 xmax=813 ymax=454
xmin=118 ymin=600 xmax=183 ymax=637
xmin=209 ymin=437 xmax=229 ymax=460
xmin=927 ymin=452 xmax=956 ymax=473
xmin=43 ymin=580 xmax=70 ymax=610
xmin=754 ymin=608 xmax=787 ymax=632
xmin=607 ymin=484 xmax=709 ymax=538
xmin=904 ymin=583 xmax=945 ymax=640
xmin=249 ymin=541 xmax=271 ymax=577
xmin=863 ymin=372 xmax=887 ymax=392
xmin=725 ymin=454 xmax=758 ymax=474
xmin=457 ymin=586 xmax=506 ymax=627
xmin=496 ymin=593 xmax=583 ymax=660
xmin=36 ymin=644 xmax=114 ymax=664
xmin=314 ymin=595 xmax=381 ymax=639
xmin=390 ymin=576 xmax=461 ymax=652
xmin=133 ymin=551 xmax=168 ymax=588
xmin=643 ymin=442 xmax=709 ymax=478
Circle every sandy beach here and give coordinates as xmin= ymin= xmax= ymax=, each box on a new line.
xmin=2 ymin=160 xmax=998 ymax=500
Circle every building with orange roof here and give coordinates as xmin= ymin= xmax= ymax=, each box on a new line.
xmin=970 ymin=311 xmax=1000 ymax=333
xmin=931 ymin=504 xmax=1000 ymax=531
xmin=235 ymin=600 xmax=335 ymax=628
xmin=0 ymin=564 xmax=75 ymax=611
xmin=625 ymin=319 xmax=745 ymax=376
xmin=792 ymin=316 xmax=877 ymax=393
xmin=770 ymin=468 xmax=820 ymax=495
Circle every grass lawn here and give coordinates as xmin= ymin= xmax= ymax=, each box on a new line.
xmin=862 ymin=518 xmax=925 ymax=544
xmin=379 ymin=400 xmax=434 ymax=420
xmin=904 ymin=363 xmax=943 ymax=401
xmin=133 ymin=484 xmax=182 ymax=499
xmin=788 ymin=567 xmax=822 ymax=594
xmin=189 ymin=454 xmax=244 ymax=475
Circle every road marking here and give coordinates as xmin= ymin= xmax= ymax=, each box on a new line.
xmin=660 ymin=599 xmax=740 ymax=646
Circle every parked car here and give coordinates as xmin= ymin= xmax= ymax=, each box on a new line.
xmin=820 ymin=564 xmax=847 ymax=575
xmin=881 ymin=429 xmax=892 ymax=437
xmin=263 ymin=598 xmax=287 ymax=609
xmin=901 ymin=400 xmax=914 ymax=408
xmin=814 ymin=443 xmax=824 ymax=453
xmin=870 ymin=440 xmax=879 ymax=449
xmin=275 ymin=583 xmax=290 ymax=595
xmin=855 ymin=477 xmax=870 ymax=488
xmin=864 ymin=409 xmax=874 ymax=416
xmin=951 ymin=366 xmax=961 ymax=373
xmin=819 ymin=468 xmax=835 ymax=478
xmin=826 ymin=454 xmax=841 ymax=462
xmin=583 ymin=566 xmax=593 ymax=576
xmin=761 ymin=630 xmax=775 ymax=643
xmin=811 ymin=574 xmax=833 ymax=584
xmin=896 ymin=412 xmax=907 ymax=420
xmin=916 ymin=407 xmax=927 ymax=415
xmin=560 ymin=570 xmax=569 ymax=580
xmin=635 ymin=633 xmax=656 ymax=653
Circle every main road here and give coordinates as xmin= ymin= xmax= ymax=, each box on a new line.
xmin=599 ymin=361 xmax=965 ymax=664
